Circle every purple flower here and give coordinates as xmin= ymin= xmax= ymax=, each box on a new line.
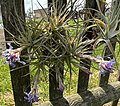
xmin=85 ymin=68 xmax=92 ymax=74
xmin=24 ymin=92 xmax=39 ymax=103
xmin=10 ymin=62 xmax=16 ymax=68
xmin=7 ymin=43 xmax=13 ymax=49
xmin=80 ymin=66 xmax=92 ymax=74
xmin=105 ymin=59 xmax=115 ymax=69
xmin=2 ymin=49 xmax=10 ymax=56
xmin=18 ymin=60 xmax=26 ymax=65
xmin=99 ymin=69 xmax=105 ymax=75
xmin=57 ymin=83 xmax=65 ymax=92
xmin=98 ymin=58 xmax=115 ymax=75
xmin=2 ymin=43 xmax=26 ymax=67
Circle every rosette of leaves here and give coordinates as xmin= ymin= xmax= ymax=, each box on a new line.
xmin=85 ymin=0 xmax=120 ymax=59
xmin=11 ymin=1 xmax=99 ymax=96
xmin=91 ymin=0 xmax=120 ymax=39
xmin=14 ymin=1 xmax=95 ymax=75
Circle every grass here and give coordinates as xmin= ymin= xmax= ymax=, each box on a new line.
xmin=0 ymin=58 xmax=13 ymax=106
xmin=0 ymin=43 xmax=120 ymax=106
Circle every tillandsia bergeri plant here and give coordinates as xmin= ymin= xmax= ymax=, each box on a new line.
xmin=88 ymin=0 xmax=120 ymax=73
xmin=87 ymin=0 xmax=120 ymax=56
xmin=1 ymin=0 xmax=120 ymax=103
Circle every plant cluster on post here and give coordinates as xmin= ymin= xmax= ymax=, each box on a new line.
xmin=0 ymin=0 xmax=120 ymax=105
xmin=48 ymin=0 xmax=67 ymax=101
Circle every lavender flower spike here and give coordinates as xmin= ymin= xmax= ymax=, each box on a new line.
xmin=57 ymin=82 xmax=65 ymax=92
xmin=2 ymin=43 xmax=26 ymax=67
xmin=98 ymin=56 xmax=115 ymax=75
xmin=24 ymin=92 xmax=39 ymax=103
xmin=7 ymin=42 xmax=13 ymax=49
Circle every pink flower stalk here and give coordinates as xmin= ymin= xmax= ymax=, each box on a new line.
xmin=57 ymin=83 xmax=65 ymax=92
xmin=97 ymin=56 xmax=115 ymax=75
xmin=24 ymin=86 xmax=39 ymax=103
xmin=81 ymin=55 xmax=115 ymax=75
xmin=2 ymin=43 xmax=26 ymax=67
xmin=24 ymin=92 xmax=39 ymax=103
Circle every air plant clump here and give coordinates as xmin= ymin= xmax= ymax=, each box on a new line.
xmin=2 ymin=0 xmax=119 ymax=104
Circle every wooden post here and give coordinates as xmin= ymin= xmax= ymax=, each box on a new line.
xmin=98 ymin=0 xmax=116 ymax=87
xmin=1 ymin=0 xmax=31 ymax=106
xmin=111 ymin=1 xmax=120 ymax=105
xmin=48 ymin=0 xmax=67 ymax=102
xmin=49 ymin=64 xmax=64 ymax=100
xmin=112 ymin=55 xmax=120 ymax=106
xmin=77 ymin=0 xmax=98 ymax=93
xmin=40 ymin=81 xmax=120 ymax=106
xmin=98 ymin=39 xmax=116 ymax=86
